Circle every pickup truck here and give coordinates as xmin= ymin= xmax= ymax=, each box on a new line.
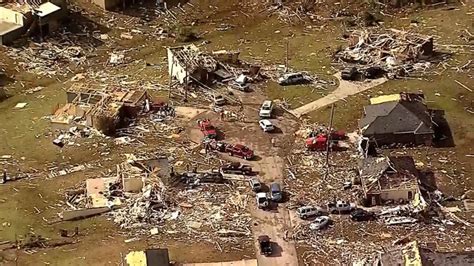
xmin=209 ymin=141 xmax=255 ymax=160
xmin=220 ymin=162 xmax=253 ymax=175
xmin=225 ymin=144 xmax=254 ymax=160
xmin=327 ymin=200 xmax=356 ymax=214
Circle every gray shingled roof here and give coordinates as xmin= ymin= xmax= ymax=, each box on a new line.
xmin=359 ymin=101 xmax=433 ymax=135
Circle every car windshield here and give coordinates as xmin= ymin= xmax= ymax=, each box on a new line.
xmin=262 ymin=106 xmax=271 ymax=110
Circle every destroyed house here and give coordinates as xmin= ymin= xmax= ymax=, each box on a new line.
xmin=343 ymin=30 xmax=434 ymax=65
xmin=51 ymin=83 xmax=149 ymax=135
xmin=0 ymin=0 xmax=65 ymax=45
xmin=359 ymin=97 xmax=434 ymax=146
xmin=357 ymin=241 xmax=474 ymax=266
xmin=167 ymin=44 xmax=230 ymax=85
xmin=359 ymin=156 xmax=421 ymax=206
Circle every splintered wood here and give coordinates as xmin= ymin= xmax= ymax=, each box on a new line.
xmin=334 ymin=29 xmax=436 ymax=77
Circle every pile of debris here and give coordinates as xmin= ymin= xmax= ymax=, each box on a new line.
xmin=62 ymin=157 xmax=253 ymax=244
xmin=7 ymin=42 xmax=86 ymax=77
xmin=334 ymin=29 xmax=437 ymax=78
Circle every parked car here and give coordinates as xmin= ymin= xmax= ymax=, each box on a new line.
xmin=213 ymin=94 xmax=226 ymax=106
xmin=230 ymin=81 xmax=251 ymax=92
xmin=256 ymin=192 xmax=269 ymax=209
xmin=341 ymin=67 xmax=358 ymax=81
xmin=249 ymin=177 xmax=262 ymax=192
xmin=350 ymin=208 xmax=376 ymax=221
xmin=258 ymin=235 xmax=272 ymax=256
xmin=211 ymin=141 xmax=255 ymax=160
xmin=227 ymin=144 xmax=254 ymax=160
xmin=259 ymin=100 xmax=273 ymax=118
xmin=296 ymin=206 xmax=323 ymax=219
xmin=309 ymin=216 xmax=330 ymax=230
xmin=198 ymin=119 xmax=217 ymax=139
xmin=327 ymin=200 xmax=356 ymax=214
xmin=220 ymin=162 xmax=252 ymax=175
xmin=278 ymin=72 xmax=308 ymax=86
xmin=269 ymin=183 xmax=283 ymax=202
xmin=259 ymin=119 xmax=274 ymax=132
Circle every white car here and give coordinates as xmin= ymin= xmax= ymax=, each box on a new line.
xmin=296 ymin=206 xmax=323 ymax=219
xmin=309 ymin=216 xmax=330 ymax=230
xmin=259 ymin=100 xmax=273 ymax=118
xmin=259 ymin=119 xmax=274 ymax=132
xmin=256 ymin=192 xmax=269 ymax=209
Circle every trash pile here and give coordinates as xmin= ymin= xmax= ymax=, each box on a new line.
xmin=334 ymin=29 xmax=436 ymax=78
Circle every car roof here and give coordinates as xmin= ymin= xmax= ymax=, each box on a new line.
xmin=259 ymin=119 xmax=272 ymax=125
xmin=315 ymin=216 xmax=328 ymax=221
xmin=270 ymin=183 xmax=281 ymax=190
xmin=262 ymin=100 xmax=272 ymax=106
xmin=284 ymin=72 xmax=303 ymax=78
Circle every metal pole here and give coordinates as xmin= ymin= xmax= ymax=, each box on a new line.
xmin=285 ymin=40 xmax=289 ymax=72
xmin=325 ymin=104 xmax=335 ymax=175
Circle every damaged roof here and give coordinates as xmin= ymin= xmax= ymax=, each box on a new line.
xmin=360 ymin=156 xmax=419 ymax=193
xmin=365 ymin=241 xmax=474 ymax=266
xmin=360 ymin=100 xmax=434 ymax=136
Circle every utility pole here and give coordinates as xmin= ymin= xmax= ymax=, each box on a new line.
xmin=168 ymin=56 xmax=174 ymax=100
xmin=184 ymin=65 xmax=188 ymax=102
xmin=325 ymin=104 xmax=335 ymax=178
xmin=285 ymin=40 xmax=289 ymax=72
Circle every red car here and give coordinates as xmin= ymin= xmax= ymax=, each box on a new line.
xmin=198 ymin=119 xmax=217 ymax=139
xmin=306 ymin=135 xmax=328 ymax=151
xmin=226 ymin=144 xmax=254 ymax=160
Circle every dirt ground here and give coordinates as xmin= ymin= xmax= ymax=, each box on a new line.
xmin=0 ymin=0 xmax=473 ymax=265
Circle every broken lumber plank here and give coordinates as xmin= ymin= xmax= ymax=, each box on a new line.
xmin=454 ymin=80 xmax=472 ymax=92
xmin=61 ymin=207 xmax=111 ymax=221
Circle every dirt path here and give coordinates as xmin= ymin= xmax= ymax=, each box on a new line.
xmin=248 ymin=156 xmax=299 ymax=266
xmin=291 ymin=73 xmax=387 ymax=117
